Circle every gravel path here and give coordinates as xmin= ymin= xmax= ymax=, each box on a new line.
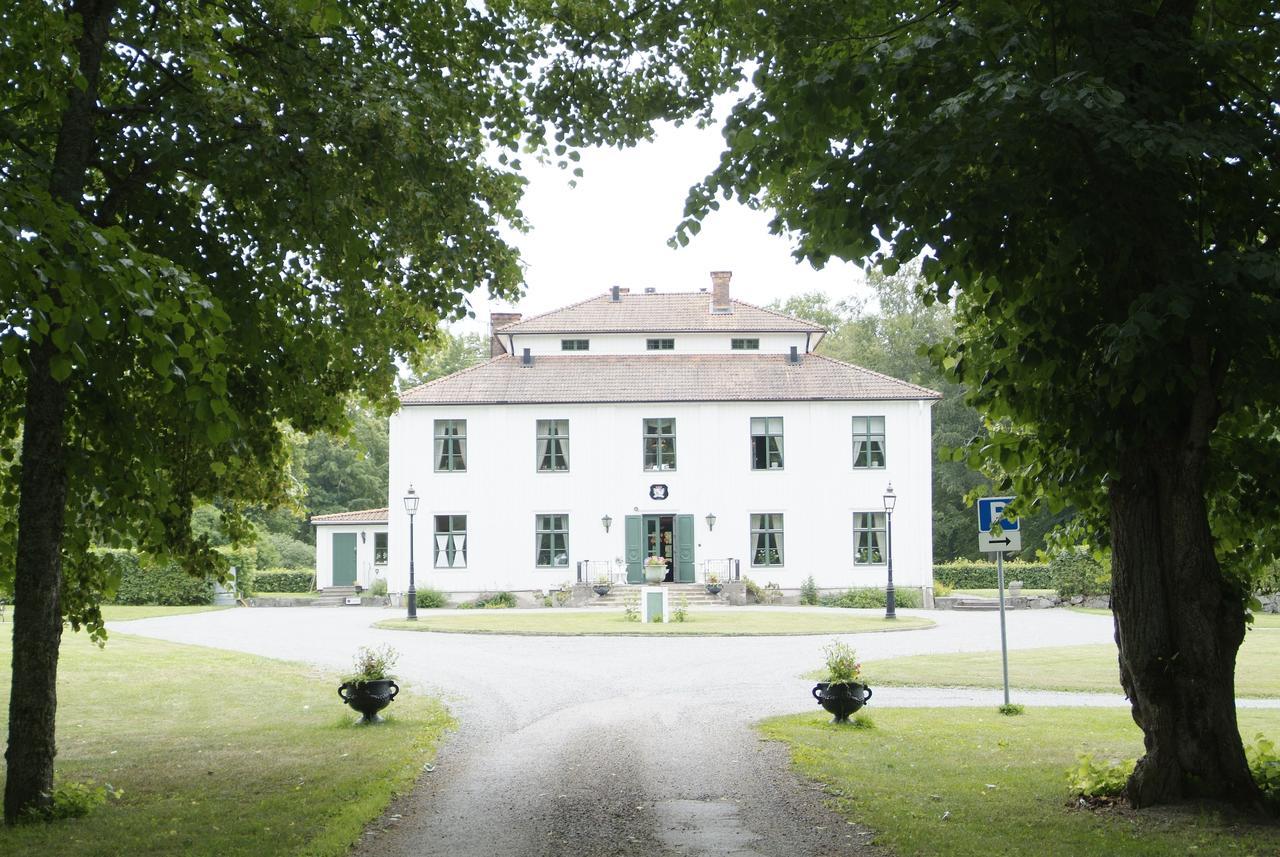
xmin=111 ymin=606 xmax=1275 ymax=856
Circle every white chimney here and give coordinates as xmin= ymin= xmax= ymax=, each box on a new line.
xmin=710 ymin=271 xmax=732 ymax=313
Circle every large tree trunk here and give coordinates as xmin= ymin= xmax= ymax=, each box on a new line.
xmin=3 ymin=0 xmax=116 ymax=824
xmin=3 ymin=343 xmax=70 ymax=823
xmin=1110 ymin=442 xmax=1262 ymax=809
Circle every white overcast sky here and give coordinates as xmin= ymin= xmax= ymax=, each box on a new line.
xmin=453 ymin=117 xmax=870 ymax=334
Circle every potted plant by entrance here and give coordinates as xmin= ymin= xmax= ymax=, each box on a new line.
xmin=705 ymin=572 xmax=723 ymax=595
xmin=338 ymin=644 xmax=400 ymax=724
xmin=592 ymin=574 xmax=612 ymax=596
xmin=811 ymin=641 xmax=873 ymax=724
xmin=643 ymin=555 xmax=668 ymax=584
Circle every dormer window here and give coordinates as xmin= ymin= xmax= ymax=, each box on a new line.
xmin=731 ymin=338 xmax=760 ymax=350
xmin=561 ymin=339 xmax=589 ymax=351
xmin=646 ymin=338 xmax=675 ymax=351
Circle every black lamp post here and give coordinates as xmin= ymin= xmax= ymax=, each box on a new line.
xmin=404 ymin=484 xmax=419 ymax=620
xmin=883 ymin=482 xmax=897 ymax=620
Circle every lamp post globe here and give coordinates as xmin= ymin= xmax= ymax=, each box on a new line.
xmin=404 ymin=485 xmax=419 ymax=620
xmin=882 ymin=483 xmax=897 ymax=620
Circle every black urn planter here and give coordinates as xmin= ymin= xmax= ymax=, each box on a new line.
xmin=812 ymin=681 xmax=873 ymax=723
xmin=593 ymin=584 xmax=612 ymax=596
xmin=338 ymin=678 xmax=400 ymax=724
xmin=705 ymin=583 xmax=723 ymax=595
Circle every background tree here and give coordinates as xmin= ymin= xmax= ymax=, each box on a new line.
xmin=533 ymin=0 xmax=1279 ymax=809
xmin=0 ymin=0 xmax=551 ymax=820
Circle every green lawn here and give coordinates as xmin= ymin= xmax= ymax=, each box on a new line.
xmin=0 ymin=625 xmax=451 ymax=857
xmin=376 ymin=610 xmax=934 ymax=636
xmin=101 ymin=605 xmax=230 ymax=621
xmin=853 ymin=616 xmax=1280 ymax=697
xmin=761 ymin=707 xmax=1280 ymax=857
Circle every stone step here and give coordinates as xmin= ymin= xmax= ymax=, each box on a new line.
xmin=952 ymin=600 xmax=1001 ymax=611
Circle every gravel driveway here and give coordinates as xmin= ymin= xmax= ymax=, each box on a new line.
xmin=111 ymin=606 xmax=1231 ymax=856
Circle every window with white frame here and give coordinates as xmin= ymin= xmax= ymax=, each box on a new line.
xmin=643 ymin=418 xmax=677 ymax=470
xmin=852 ymin=416 xmax=886 ymax=468
xmin=374 ymin=532 xmax=388 ymax=565
xmin=434 ymin=419 xmax=467 ymax=471
xmin=536 ymin=514 xmax=569 ymax=567
xmin=854 ymin=512 xmax=887 ymax=565
xmin=751 ymin=513 xmax=784 ymax=567
xmin=433 ymin=515 xmax=467 ymax=568
xmin=537 ymin=419 xmax=569 ymax=471
xmin=751 ymin=417 xmax=784 ymax=470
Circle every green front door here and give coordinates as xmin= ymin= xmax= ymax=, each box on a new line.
xmin=332 ymin=533 xmax=357 ymax=586
xmin=676 ymin=515 xmax=695 ymax=582
xmin=624 ymin=516 xmax=643 ymax=583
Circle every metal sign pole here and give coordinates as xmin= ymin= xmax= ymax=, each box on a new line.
xmin=996 ymin=548 xmax=1010 ymax=706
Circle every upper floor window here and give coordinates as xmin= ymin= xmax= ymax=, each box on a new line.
xmin=434 ymin=515 xmax=467 ymax=569
xmin=852 ymin=416 xmax=886 ymax=468
xmin=536 ymin=514 xmax=569 ymax=567
xmin=853 ymin=512 xmax=887 ymax=565
xmin=434 ymin=420 xmax=467 ymax=471
xmin=731 ymin=338 xmax=760 ymax=350
xmin=646 ymin=338 xmax=675 ymax=350
xmin=374 ymin=532 xmax=388 ymax=565
xmin=751 ymin=417 xmax=784 ymax=470
xmin=751 ymin=513 xmax=784 ymax=567
xmin=537 ymin=419 xmax=570 ymax=472
xmin=561 ymin=339 xmax=589 ymax=351
xmin=643 ymin=418 xmax=677 ymax=470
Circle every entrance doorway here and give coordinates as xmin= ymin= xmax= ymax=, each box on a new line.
xmin=624 ymin=514 xmax=695 ymax=583
xmin=644 ymin=515 xmax=675 ymax=582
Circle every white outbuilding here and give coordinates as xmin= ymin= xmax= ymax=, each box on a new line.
xmin=378 ymin=272 xmax=940 ymax=602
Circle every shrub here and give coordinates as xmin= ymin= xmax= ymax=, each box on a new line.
xmin=1066 ymin=754 xmax=1135 ymax=800
xmin=933 ymin=560 xmax=1053 ymax=589
xmin=821 ymin=587 xmax=922 ymax=609
xmin=743 ymin=577 xmax=763 ymax=602
xmin=106 ymin=551 xmax=214 ymax=606
xmin=762 ymin=581 xmax=782 ymax=605
xmin=673 ymin=594 xmax=689 ymax=622
xmin=998 ymin=703 xmax=1025 ymax=716
xmin=480 ymin=591 xmax=517 ymax=609
xmin=369 ymin=578 xmax=388 ymax=597
xmin=27 ymin=779 xmax=119 ymax=821
xmin=253 ymin=569 xmax=316 ymax=593
xmin=933 ymin=580 xmax=953 ymax=597
xmin=343 ymin=644 xmax=398 ymax=684
xmin=822 ymin=640 xmax=862 ymax=684
xmin=1245 ymin=733 xmax=1280 ymax=804
xmin=799 ymin=575 xmax=819 ymax=605
xmin=215 ymin=545 xmax=257 ymax=595
xmin=415 ymin=588 xmax=447 ymax=609
xmin=623 ymin=590 xmax=640 ymax=622
xmin=1051 ymin=550 xmax=1110 ymax=598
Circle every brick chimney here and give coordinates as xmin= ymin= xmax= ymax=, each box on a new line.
xmin=490 ymin=312 xmax=522 ymax=356
xmin=710 ymin=271 xmax=732 ymax=313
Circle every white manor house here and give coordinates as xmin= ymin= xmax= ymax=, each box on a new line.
xmin=313 ymin=272 xmax=939 ymax=601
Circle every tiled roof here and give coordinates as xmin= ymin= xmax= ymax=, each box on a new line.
xmin=495 ymin=292 xmax=825 ymax=334
xmin=399 ymin=355 xmax=940 ymax=405
xmin=310 ymin=508 xmax=389 ymax=525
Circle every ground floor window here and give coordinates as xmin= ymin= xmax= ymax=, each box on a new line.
xmin=751 ymin=513 xmax=784 ymax=567
xmin=536 ymin=514 xmax=569 ymax=567
xmin=374 ymin=532 xmax=388 ymax=565
xmin=854 ymin=512 xmax=886 ymax=564
xmin=434 ymin=515 xmax=467 ymax=568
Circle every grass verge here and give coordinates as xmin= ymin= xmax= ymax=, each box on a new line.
xmin=760 ymin=707 xmax=1280 ymax=857
xmin=100 ymin=605 xmax=230 ymax=621
xmin=376 ymin=610 xmax=933 ymax=636
xmin=850 ymin=615 xmax=1279 ymax=697
xmin=0 ymin=625 xmax=451 ymax=857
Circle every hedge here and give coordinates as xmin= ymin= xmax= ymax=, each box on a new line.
xmin=933 ymin=560 xmax=1054 ymax=589
xmin=821 ymin=587 xmax=923 ymax=609
xmin=105 ymin=550 xmax=215 ymax=606
xmin=253 ymin=569 xmax=316 ymax=593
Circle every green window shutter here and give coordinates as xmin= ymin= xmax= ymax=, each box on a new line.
xmin=625 ymin=516 xmax=644 ymax=583
xmin=676 ymin=515 xmax=695 ymax=582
